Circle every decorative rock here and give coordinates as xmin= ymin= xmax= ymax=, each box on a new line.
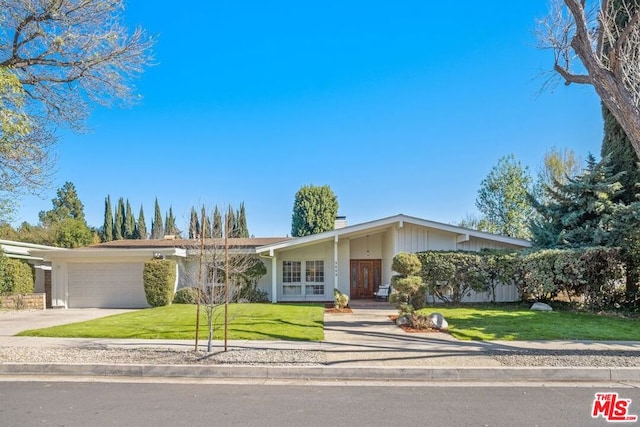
xmin=531 ymin=302 xmax=553 ymax=311
xmin=396 ymin=316 xmax=411 ymax=326
xmin=428 ymin=312 xmax=448 ymax=331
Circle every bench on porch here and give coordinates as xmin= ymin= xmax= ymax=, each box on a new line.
xmin=373 ymin=284 xmax=391 ymax=300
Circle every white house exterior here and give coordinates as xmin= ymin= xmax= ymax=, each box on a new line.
xmin=30 ymin=214 xmax=531 ymax=308
xmin=255 ymin=214 xmax=531 ymax=304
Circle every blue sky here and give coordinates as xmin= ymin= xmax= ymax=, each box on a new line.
xmin=16 ymin=1 xmax=603 ymax=237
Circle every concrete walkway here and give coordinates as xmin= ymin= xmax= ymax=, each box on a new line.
xmin=1 ymin=302 xmax=640 ymax=382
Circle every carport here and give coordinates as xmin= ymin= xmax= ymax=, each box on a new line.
xmin=31 ymin=248 xmax=186 ymax=308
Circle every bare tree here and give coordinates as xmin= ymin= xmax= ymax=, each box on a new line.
xmin=537 ymin=0 xmax=640 ymax=160
xmin=189 ymin=213 xmax=267 ymax=353
xmin=0 ymin=0 xmax=153 ymax=198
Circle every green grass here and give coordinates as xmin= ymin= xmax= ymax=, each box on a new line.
xmin=17 ymin=303 xmax=325 ymax=341
xmin=416 ymin=305 xmax=640 ymax=341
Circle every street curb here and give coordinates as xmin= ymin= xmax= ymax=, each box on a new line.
xmin=1 ymin=364 xmax=640 ymax=382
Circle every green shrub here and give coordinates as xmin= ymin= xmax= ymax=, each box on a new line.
xmin=173 ymin=287 xmax=199 ymax=304
xmin=6 ymin=259 xmax=34 ymax=294
xmin=390 ymin=252 xmax=426 ymax=309
xmin=143 ymin=259 xmax=177 ymax=307
xmin=333 ymin=288 xmax=349 ymax=309
xmin=417 ymin=251 xmax=486 ymax=304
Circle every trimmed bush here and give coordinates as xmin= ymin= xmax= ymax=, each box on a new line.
xmin=173 ymin=287 xmax=199 ymax=304
xmin=390 ymin=252 xmax=426 ymax=310
xmin=143 ymin=259 xmax=177 ymax=307
xmin=417 ymin=251 xmax=486 ymax=304
xmin=5 ymin=259 xmax=34 ymax=294
xmin=333 ymin=288 xmax=349 ymax=309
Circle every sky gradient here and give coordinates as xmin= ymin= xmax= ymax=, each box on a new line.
xmin=15 ymin=1 xmax=604 ymax=238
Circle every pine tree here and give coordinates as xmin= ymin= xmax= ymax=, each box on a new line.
xmin=135 ymin=205 xmax=147 ymax=239
xmin=189 ymin=207 xmax=200 ymax=239
xmin=113 ymin=197 xmax=125 ymax=240
xmin=151 ymin=198 xmax=163 ymax=239
xmin=124 ymin=199 xmax=135 ymax=239
xmin=201 ymin=205 xmax=211 ymax=238
xmin=212 ymin=206 xmax=222 ymax=238
xmin=103 ymin=195 xmax=113 ymax=242
xmin=237 ymin=202 xmax=249 ymax=238
xmin=531 ymin=155 xmax=626 ymax=248
xmin=38 ymin=181 xmax=87 ymax=226
xmin=602 ymin=105 xmax=640 ymax=204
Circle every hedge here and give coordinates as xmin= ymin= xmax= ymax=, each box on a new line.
xmin=143 ymin=259 xmax=177 ymax=307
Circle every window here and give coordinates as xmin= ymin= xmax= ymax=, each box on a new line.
xmin=305 ymin=284 xmax=324 ymax=295
xmin=283 ymin=261 xmax=301 ymax=283
xmin=305 ymin=261 xmax=324 ymax=282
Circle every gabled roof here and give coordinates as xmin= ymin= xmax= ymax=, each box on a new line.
xmin=256 ymin=214 xmax=531 ymax=253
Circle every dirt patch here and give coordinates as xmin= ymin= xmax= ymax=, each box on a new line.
xmin=325 ymin=307 xmax=353 ymax=314
xmin=388 ymin=315 xmax=440 ymax=333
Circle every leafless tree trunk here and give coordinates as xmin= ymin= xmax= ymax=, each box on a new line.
xmin=538 ymin=0 xmax=640 ymax=160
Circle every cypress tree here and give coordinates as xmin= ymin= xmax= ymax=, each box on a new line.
xmin=113 ymin=197 xmax=124 ymax=240
xmin=226 ymin=206 xmax=236 ymax=237
xmin=201 ymin=205 xmax=211 ymax=238
xmin=237 ymin=202 xmax=249 ymax=238
xmin=189 ymin=207 xmax=200 ymax=239
xmin=103 ymin=195 xmax=113 ymax=242
xmin=135 ymin=205 xmax=147 ymax=239
xmin=165 ymin=207 xmax=178 ymax=237
xmin=124 ymin=199 xmax=135 ymax=239
xmin=212 ymin=206 xmax=222 ymax=238
xmin=151 ymin=198 xmax=163 ymax=239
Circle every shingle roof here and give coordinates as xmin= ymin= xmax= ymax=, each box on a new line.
xmin=91 ymin=237 xmax=291 ymax=250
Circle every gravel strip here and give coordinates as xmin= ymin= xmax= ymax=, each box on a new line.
xmin=487 ymin=349 xmax=640 ymax=367
xmin=2 ymin=347 xmax=640 ymax=367
xmin=0 ymin=347 xmax=327 ymax=366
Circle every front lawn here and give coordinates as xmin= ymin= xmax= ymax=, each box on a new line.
xmin=17 ymin=303 xmax=324 ymax=341
xmin=415 ymin=305 xmax=640 ymax=341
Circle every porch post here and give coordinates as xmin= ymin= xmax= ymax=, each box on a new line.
xmin=271 ymin=252 xmax=277 ymax=303
xmin=334 ymin=236 xmax=339 ymax=292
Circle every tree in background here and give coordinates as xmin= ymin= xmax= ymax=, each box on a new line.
xmin=475 ymin=155 xmax=533 ymax=239
xmin=291 ymin=184 xmax=339 ymax=237
xmin=189 ymin=207 xmax=200 ymax=239
xmin=164 ymin=207 xmax=179 ymax=237
xmin=103 ymin=196 xmax=113 ymax=242
xmin=226 ymin=206 xmax=236 ymax=238
xmin=212 ymin=206 xmax=223 ymax=238
xmin=124 ymin=200 xmax=135 ymax=239
xmin=38 ymin=182 xmax=85 ymax=226
xmin=113 ymin=197 xmax=125 ymax=240
xmin=0 ymin=0 xmax=153 ymax=206
xmin=236 ymin=202 xmax=249 ymax=238
xmin=531 ymin=154 xmax=626 ymax=248
xmin=151 ymin=198 xmax=163 ymax=239
xmin=135 ymin=205 xmax=147 ymax=239
xmin=602 ymin=106 xmax=640 ymax=204
xmin=202 ymin=205 xmax=212 ymax=239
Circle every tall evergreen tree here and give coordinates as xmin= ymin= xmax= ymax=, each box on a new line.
xmin=602 ymin=106 xmax=640 ymax=205
xmin=164 ymin=207 xmax=179 ymax=237
xmin=237 ymin=202 xmax=249 ymax=238
xmin=151 ymin=198 xmax=164 ymax=239
xmin=189 ymin=207 xmax=200 ymax=239
xmin=212 ymin=206 xmax=222 ymax=238
xmin=124 ymin=199 xmax=135 ymax=239
xmin=226 ymin=206 xmax=236 ymax=237
xmin=201 ymin=205 xmax=212 ymax=238
xmin=103 ymin=195 xmax=113 ymax=242
xmin=291 ymin=184 xmax=339 ymax=237
xmin=135 ymin=205 xmax=147 ymax=239
xmin=531 ymin=155 xmax=626 ymax=248
xmin=38 ymin=181 xmax=86 ymax=226
xmin=113 ymin=197 xmax=125 ymax=240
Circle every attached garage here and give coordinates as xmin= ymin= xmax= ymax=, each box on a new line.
xmin=31 ymin=248 xmax=186 ymax=309
xmin=67 ymin=262 xmax=147 ymax=308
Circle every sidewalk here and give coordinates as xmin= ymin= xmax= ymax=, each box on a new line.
xmin=1 ymin=302 xmax=640 ymax=382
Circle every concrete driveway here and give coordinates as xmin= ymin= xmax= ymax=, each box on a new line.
xmin=0 ymin=309 xmax=139 ymax=336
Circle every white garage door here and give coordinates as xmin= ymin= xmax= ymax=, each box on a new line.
xmin=67 ymin=263 xmax=149 ymax=308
